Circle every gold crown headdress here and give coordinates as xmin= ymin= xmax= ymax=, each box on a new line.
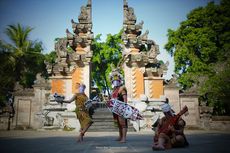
xmin=109 ymin=68 xmax=124 ymax=82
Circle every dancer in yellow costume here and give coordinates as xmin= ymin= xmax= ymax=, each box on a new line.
xmin=62 ymin=83 xmax=93 ymax=142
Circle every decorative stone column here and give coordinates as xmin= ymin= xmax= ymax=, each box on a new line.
xmin=121 ymin=0 xmax=168 ymax=102
xmin=179 ymin=86 xmax=200 ymax=128
xmin=32 ymin=74 xmax=51 ymax=129
xmin=121 ymin=0 xmax=168 ymax=131
xmin=12 ymin=74 xmax=51 ymax=130
xmin=12 ymin=83 xmax=34 ymax=129
xmin=45 ymin=0 xmax=93 ymax=98
xmin=164 ymin=74 xmax=180 ymax=113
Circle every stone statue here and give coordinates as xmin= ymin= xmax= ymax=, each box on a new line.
xmin=127 ymin=7 xmax=136 ymax=21
xmin=87 ymin=0 xmax=92 ymax=6
xmin=148 ymin=44 xmax=159 ymax=59
xmin=124 ymin=7 xmax=136 ymax=24
xmin=78 ymin=6 xmax=89 ymax=22
xmin=66 ymin=29 xmax=74 ymax=40
xmin=158 ymin=61 xmax=169 ymax=77
xmin=55 ymin=38 xmax=68 ymax=59
xmin=166 ymin=74 xmax=178 ymax=87
xmin=136 ymin=21 xmax=144 ymax=31
xmin=44 ymin=60 xmax=53 ymax=74
xmin=71 ymin=19 xmax=77 ymax=32
xmin=123 ymin=0 xmax=128 ymax=6
xmin=140 ymin=30 xmax=149 ymax=41
xmin=14 ymin=82 xmax=23 ymax=92
xmin=34 ymin=73 xmax=46 ymax=85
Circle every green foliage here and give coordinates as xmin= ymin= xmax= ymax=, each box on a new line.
xmin=0 ymin=23 xmax=47 ymax=105
xmin=0 ymin=40 xmax=15 ymax=106
xmin=91 ymin=30 xmax=123 ymax=95
xmin=165 ymin=0 xmax=230 ymax=115
xmin=44 ymin=51 xmax=57 ymax=64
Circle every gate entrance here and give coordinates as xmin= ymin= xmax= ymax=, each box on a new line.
xmin=46 ymin=0 xmax=167 ymax=102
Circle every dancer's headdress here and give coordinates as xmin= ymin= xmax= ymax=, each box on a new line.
xmin=109 ymin=68 xmax=124 ymax=83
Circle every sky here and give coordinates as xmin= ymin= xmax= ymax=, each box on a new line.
xmin=0 ymin=0 xmax=220 ymax=79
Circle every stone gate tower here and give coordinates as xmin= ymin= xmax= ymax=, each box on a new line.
xmin=46 ymin=0 xmax=93 ymax=97
xmin=121 ymin=0 xmax=168 ymax=102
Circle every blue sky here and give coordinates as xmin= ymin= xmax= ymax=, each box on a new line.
xmin=0 ymin=0 xmax=220 ymax=79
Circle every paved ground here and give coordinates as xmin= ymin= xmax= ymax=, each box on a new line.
xmin=0 ymin=130 xmax=230 ymax=153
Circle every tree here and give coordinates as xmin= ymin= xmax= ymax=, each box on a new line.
xmin=44 ymin=51 xmax=57 ymax=64
xmin=91 ymin=30 xmax=123 ymax=96
xmin=0 ymin=40 xmax=15 ymax=106
xmin=165 ymin=0 xmax=230 ymax=115
xmin=0 ymin=24 xmax=46 ymax=105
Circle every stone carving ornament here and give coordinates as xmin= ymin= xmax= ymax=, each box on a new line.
xmin=55 ymin=38 xmax=68 ymax=60
xmin=78 ymin=6 xmax=89 ymax=22
xmin=148 ymin=44 xmax=159 ymax=60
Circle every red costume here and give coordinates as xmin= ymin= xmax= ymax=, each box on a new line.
xmin=111 ymin=86 xmax=128 ymax=128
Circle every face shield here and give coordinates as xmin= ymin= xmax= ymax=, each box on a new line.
xmin=112 ymin=80 xmax=121 ymax=87
xmin=79 ymin=84 xmax=86 ymax=93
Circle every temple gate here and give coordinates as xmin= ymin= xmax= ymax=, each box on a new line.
xmin=4 ymin=0 xmax=218 ymax=131
xmin=121 ymin=0 xmax=168 ymax=102
xmin=46 ymin=0 xmax=93 ymax=98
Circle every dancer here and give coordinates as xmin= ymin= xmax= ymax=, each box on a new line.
xmin=109 ymin=69 xmax=128 ymax=143
xmin=152 ymin=103 xmax=189 ymax=150
xmin=62 ymin=83 xmax=93 ymax=142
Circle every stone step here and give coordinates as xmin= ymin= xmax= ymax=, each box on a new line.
xmin=93 ymin=108 xmax=111 ymax=112
xmin=92 ymin=121 xmax=114 ymax=125
xmin=89 ymin=120 xmax=135 ymax=131
xmin=93 ymin=114 xmax=113 ymax=118
xmin=88 ymin=107 xmax=136 ymax=132
xmin=92 ymin=119 xmax=114 ymax=123
xmin=91 ymin=122 xmax=133 ymax=126
xmin=89 ymin=123 xmax=135 ymax=131
xmin=91 ymin=122 xmax=116 ymax=129
xmin=88 ymin=126 xmax=135 ymax=132
xmin=41 ymin=126 xmax=61 ymax=130
xmin=88 ymin=127 xmax=117 ymax=132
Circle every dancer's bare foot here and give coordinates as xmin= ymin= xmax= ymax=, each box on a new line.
xmin=115 ymin=137 xmax=121 ymax=141
xmin=119 ymin=139 xmax=126 ymax=143
xmin=77 ymin=133 xmax=84 ymax=142
xmin=152 ymin=144 xmax=165 ymax=150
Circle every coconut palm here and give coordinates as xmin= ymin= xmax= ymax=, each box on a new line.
xmin=3 ymin=23 xmax=45 ymax=87
xmin=0 ymin=23 xmax=47 ymax=106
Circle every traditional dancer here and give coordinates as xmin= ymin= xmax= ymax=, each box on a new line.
xmin=109 ymin=69 xmax=128 ymax=143
xmin=62 ymin=83 xmax=93 ymax=142
xmin=152 ymin=103 xmax=189 ymax=150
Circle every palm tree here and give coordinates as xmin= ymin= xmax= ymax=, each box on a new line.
xmin=4 ymin=23 xmax=45 ymax=87
xmin=5 ymin=24 xmax=32 ymax=81
xmin=5 ymin=24 xmax=33 ymax=55
xmin=0 ymin=23 xmax=46 ymax=106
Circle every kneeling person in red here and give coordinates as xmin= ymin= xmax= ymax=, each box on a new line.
xmin=152 ymin=103 xmax=189 ymax=150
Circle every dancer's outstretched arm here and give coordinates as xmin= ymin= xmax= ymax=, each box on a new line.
xmin=62 ymin=94 xmax=77 ymax=103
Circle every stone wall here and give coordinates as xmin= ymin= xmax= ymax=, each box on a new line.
xmin=180 ymin=93 xmax=200 ymax=127
xmin=210 ymin=116 xmax=230 ymax=131
xmin=164 ymin=86 xmax=180 ymax=113
xmin=13 ymin=93 xmax=34 ymax=129
xmin=10 ymin=75 xmax=51 ymax=130
xmin=0 ymin=114 xmax=11 ymax=130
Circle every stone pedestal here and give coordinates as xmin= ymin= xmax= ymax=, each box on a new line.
xmin=13 ymin=87 xmax=34 ymax=129
xmin=164 ymin=86 xmax=180 ymax=113
xmin=199 ymin=106 xmax=213 ymax=130
xmin=180 ymin=93 xmax=200 ymax=127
